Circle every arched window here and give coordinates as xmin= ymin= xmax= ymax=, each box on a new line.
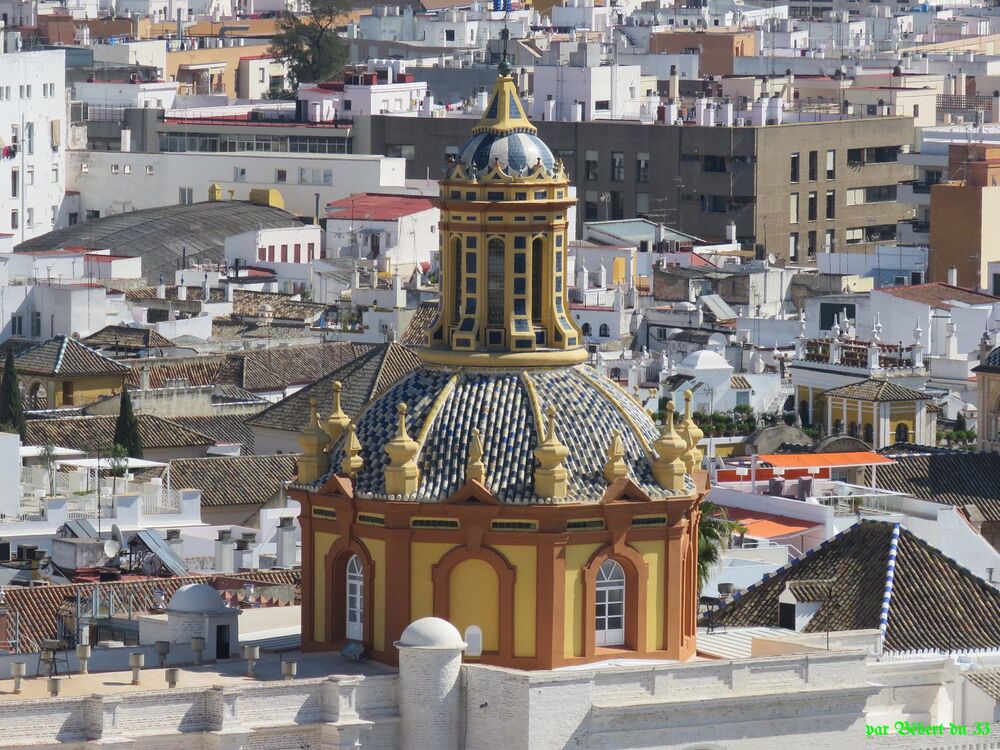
xmin=345 ymin=555 xmax=364 ymax=641
xmin=798 ymin=400 xmax=810 ymax=428
xmin=599 ymin=323 xmax=610 ymax=338
xmin=531 ymin=237 xmax=544 ymax=326
xmin=582 ymin=322 xmax=592 ymax=337
xmin=487 ymin=238 xmax=504 ymax=327
xmin=894 ymin=423 xmax=909 ymax=444
xmin=833 ymin=419 xmax=843 ymax=435
xmin=864 ymin=423 xmax=874 ymax=443
xmin=610 ymin=367 xmax=622 ymax=380
xmin=452 ymin=238 xmax=462 ymax=325
xmin=848 ymin=422 xmax=859 ymax=438
xmin=595 ymin=560 xmax=625 ymax=647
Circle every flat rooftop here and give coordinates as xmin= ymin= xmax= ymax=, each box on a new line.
xmin=0 ymin=649 xmax=394 ymax=702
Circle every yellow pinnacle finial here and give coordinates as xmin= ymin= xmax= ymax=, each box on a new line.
xmin=384 ymin=402 xmax=420 ymax=496
xmin=467 ymin=427 xmax=486 ymax=484
xmin=652 ymin=400 xmax=688 ymax=492
xmin=603 ymin=429 xmax=628 ymax=483
xmin=534 ymin=406 xmax=569 ymax=499
xmin=678 ymin=390 xmax=704 ymax=476
xmin=340 ymin=422 xmax=363 ymax=479
xmin=297 ymin=398 xmax=329 ymax=483
xmin=323 ymin=380 xmax=351 ymax=448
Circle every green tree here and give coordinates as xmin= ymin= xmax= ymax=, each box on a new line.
xmin=113 ymin=389 xmax=143 ymax=459
xmin=955 ymin=413 xmax=967 ymax=432
xmin=268 ymin=0 xmax=350 ymax=90
xmin=0 ymin=348 xmax=25 ymax=440
xmin=698 ymin=500 xmax=745 ymax=594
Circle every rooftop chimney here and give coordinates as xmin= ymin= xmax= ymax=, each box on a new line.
xmin=215 ymin=530 xmax=235 ymax=573
xmin=276 ymin=516 xmax=296 ymax=568
xmin=947 ymin=266 xmax=958 ymax=286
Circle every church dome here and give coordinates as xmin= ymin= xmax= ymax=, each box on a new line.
xmin=327 ymin=365 xmax=692 ymax=504
xmin=458 ymin=130 xmax=555 ymax=178
xmin=168 ymin=583 xmax=228 ymax=613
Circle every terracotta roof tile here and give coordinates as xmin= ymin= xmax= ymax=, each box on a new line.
xmin=24 ymin=414 xmax=214 ymax=451
xmin=247 ymin=343 xmax=421 ymax=433
xmin=397 ymin=303 xmax=438 ymax=347
xmin=878 ymin=282 xmax=999 ymax=310
xmin=3 ymin=570 xmax=299 ymax=653
xmin=171 ymin=415 xmax=257 ymax=453
xmin=123 ymin=343 xmax=369 ymax=394
xmin=165 ymin=454 xmax=297 ymax=507
xmin=823 ymin=378 xmax=930 ymax=402
xmin=83 ymin=326 xmax=177 ymax=353
xmin=232 ymin=290 xmax=328 ymax=323
xmin=870 ymin=445 xmax=1000 ymax=522
xmin=967 ymin=669 xmax=1000 ymax=700
xmin=14 ymin=336 xmax=128 ymax=377
xmin=712 ymin=520 xmax=1000 ymax=652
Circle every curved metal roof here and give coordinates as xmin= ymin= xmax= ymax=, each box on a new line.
xmin=16 ymin=201 xmax=303 ymax=283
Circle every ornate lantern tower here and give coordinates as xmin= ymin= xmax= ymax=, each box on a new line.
xmin=290 ymin=61 xmax=706 ymax=671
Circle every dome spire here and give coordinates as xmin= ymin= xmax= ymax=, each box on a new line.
xmin=472 ymin=66 xmax=535 ymax=137
xmin=297 ymin=398 xmax=329 ymax=483
xmin=678 ymin=390 xmax=704 ymax=475
xmin=603 ymin=429 xmax=628 ymax=483
xmin=340 ymin=422 xmax=364 ymax=479
xmin=534 ymin=406 xmax=569 ymax=499
xmin=385 ymin=402 xmax=420 ymax=496
xmin=652 ymin=401 xmax=687 ymax=492
xmin=323 ymin=380 xmax=351 ymax=447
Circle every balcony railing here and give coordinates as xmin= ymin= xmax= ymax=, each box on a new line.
xmin=900 ymin=179 xmax=932 ymax=194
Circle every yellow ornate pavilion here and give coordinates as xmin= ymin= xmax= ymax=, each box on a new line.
xmin=289 ymin=68 xmax=706 ymax=670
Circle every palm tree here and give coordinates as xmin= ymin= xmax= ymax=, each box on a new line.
xmin=698 ymin=500 xmax=745 ymax=594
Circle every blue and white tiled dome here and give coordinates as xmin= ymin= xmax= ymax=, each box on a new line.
xmin=325 ymin=365 xmax=692 ymax=505
xmin=458 ymin=130 xmax=555 ymax=178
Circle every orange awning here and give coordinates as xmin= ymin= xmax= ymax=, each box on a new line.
xmin=757 ymin=452 xmax=895 ymax=469
xmin=718 ymin=509 xmax=819 ymax=538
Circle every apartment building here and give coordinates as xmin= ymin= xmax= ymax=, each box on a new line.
xmin=364 ymin=111 xmax=914 ymax=263
xmin=0 ymin=49 xmax=69 ymax=242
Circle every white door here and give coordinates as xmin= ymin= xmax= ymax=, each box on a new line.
xmin=346 ymin=555 xmax=364 ymax=641
xmin=595 ymin=560 xmax=625 ymax=647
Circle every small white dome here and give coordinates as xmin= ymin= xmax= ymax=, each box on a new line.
xmin=395 ymin=617 xmax=467 ymax=650
xmin=676 ymin=301 xmax=696 ymax=311
xmin=679 ymin=349 xmax=731 ymax=371
xmin=168 ymin=583 xmax=228 ymax=613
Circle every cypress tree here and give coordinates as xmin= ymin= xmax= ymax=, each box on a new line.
xmin=0 ymin=348 xmax=25 ymax=440
xmin=113 ymin=389 xmax=143 ymax=458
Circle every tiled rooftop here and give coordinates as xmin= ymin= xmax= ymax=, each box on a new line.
xmin=711 ymin=520 xmax=1000 ymax=652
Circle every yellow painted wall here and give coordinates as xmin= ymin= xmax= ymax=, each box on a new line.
xmin=613 ymin=257 xmax=626 ymax=284
xmin=410 ymin=542 xmax=456 ymax=622
xmin=362 ymin=537 xmax=386 ymax=652
xmin=449 ymin=559 xmax=500 ymax=652
xmin=496 ymin=544 xmax=537 ymax=658
xmin=313 ymin=532 xmax=339 ymax=639
xmin=564 ymin=543 xmax=601 ymax=658
xmin=889 ymin=402 xmax=917 ymax=439
xmin=633 ymin=540 xmax=665 ymax=652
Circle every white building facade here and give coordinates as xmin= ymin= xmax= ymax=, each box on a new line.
xmin=0 ymin=49 xmax=69 ymax=243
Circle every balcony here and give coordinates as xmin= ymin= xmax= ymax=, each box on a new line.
xmin=897 ymin=218 xmax=930 ymax=244
xmin=898 ymin=150 xmax=948 ymax=168
xmin=897 ymin=180 xmax=932 ymax=206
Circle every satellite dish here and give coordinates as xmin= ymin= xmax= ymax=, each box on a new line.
xmin=768 ymin=253 xmax=777 ymax=265
xmin=103 ymin=539 xmax=121 ymax=560
xmin=111 ymin=524 xmax=125 ymax=549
